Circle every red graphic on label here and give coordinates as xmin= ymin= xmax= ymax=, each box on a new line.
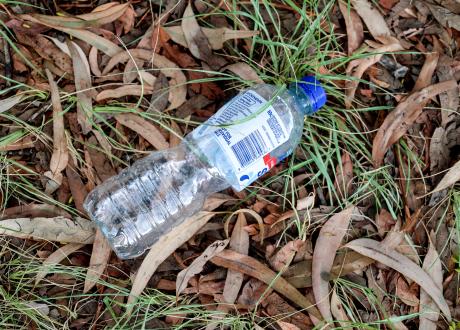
xmin=263 ymin=153 xmax=277 ymax=169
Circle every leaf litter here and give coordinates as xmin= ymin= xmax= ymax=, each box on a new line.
xmin=2 ymin=0 xmax=460 ymax=328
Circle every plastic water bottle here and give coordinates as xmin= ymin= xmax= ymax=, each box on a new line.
xmin=84 ymin=76 xmax=326 ymax=259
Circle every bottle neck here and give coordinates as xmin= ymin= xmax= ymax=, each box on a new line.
xmin=288 ymin=83 xmax=315 ymax=116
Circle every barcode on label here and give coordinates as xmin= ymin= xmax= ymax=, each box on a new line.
xmin=230 ymin=130 xmax=267 ymax=168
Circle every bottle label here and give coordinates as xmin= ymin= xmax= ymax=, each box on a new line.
xmin=193 ymin=90 xmax=290 ymax=190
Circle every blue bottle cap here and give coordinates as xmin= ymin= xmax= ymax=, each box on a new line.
xmin=297 ymin=76 xmax=327 ymax=113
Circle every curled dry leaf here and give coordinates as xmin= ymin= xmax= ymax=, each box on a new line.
xmin=312 ymin=206 xmax=354 ymax=321
xmin=263 ymin=293 xmax=313 ymax=330
xmin=23 ymin=3 xmax=130 ymax=29
xmin=44 ymin=69 xmax=69 ymax=194
xmin=269 ymin=240 xmax=305 ymax=272
xmin=331 ymin=290 xmax=351 ymax=329
xmin=36 ymin=243 xmax=84 ymax=284
xmin=419 ymin=235 xmax=442 ymax=330
xmin=102 ymin=49 xmax=186 ymax=110
xmin=345 ymin=37 xmax=403 ymax=108
xmin=127 ymin=194 xmax=230 ymax=309
xmin=0 ymin=94 xmax=28 ymax=114
xmin=345 ymin=238 xmax=451 ymax=321
xmin=0 ymin=216 xmax=95 ymax=244
xmin=223 ymin=213 xmax=249 ymax=304
xmin=88 ymin=47 xmax=101 ymax=76
xmin=1 ymin=203 xmax=72 ymax=220
xmin=181 ymin=2 xmax=226 ymax=69
xmin=395 ymin=276 xmax=419 ymax=306
xmin=351 ymin=0 xmax=391 ymax=38
xmin=67 ymin=41 xmax=93 ymax=134
xmin=413 ymin=51 xmax=440 ymax=92
xmin=338 ymin=1 xmax=364 ymax=54
xmin=211 ymin=249 xmax=322 ymax=321
xmin=334 ymin=152 xmax=354 ymax=200
xmin=96 ymin=84 xmax=154 ymax=101
xmin=372 ymin=80 xmax=457 ymax=167
xmin=164 ymin=26 xmax=258 ymax=50
xmin=84 ymin=229 xmax=112 ymax=293
xmin=115 ymin=113 xmax=169 ymax=150
xmin=431 ymin=159 xmax=460 ymax=194
xmin=176 ymin=239 xmax=229 ymax=296
xmin=223 ymin=63 xmax=263 ymax=84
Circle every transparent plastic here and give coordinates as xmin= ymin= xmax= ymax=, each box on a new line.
xmin=84 ymin=83 xmax=318 ymax=259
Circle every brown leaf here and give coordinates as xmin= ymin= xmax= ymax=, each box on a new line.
xmin=396 ymin=276 xmax=419 ymax=306
xmin=169 ymin=121 xmax=183 ymax=147
xmin=115 ymin=113 xmax=169 ymax=150
xmin=67 ymin=41 xmax=93 ymax=134
xmin=0 ymin=216 xmax=95 ymax=244
xmin=372 ymin=80 xmax=457 ymax=167
xmin=276 ymin=321 xmax=301 ymax=330
xmin=181 ymin=3 xmax=226 ymax=69
xmin=222 ymin=63 xmax=263 ymax=84
xmin=164 ymin=26 xmax=258 ymax=50
xmin=345 ymin=238 xmax=451 ymax=321
xmin=429 ymin=127 xmax=449 ymax=186
xmin=66 ymin=162 xmax=87 ymax=213
xmin=88 ymin=47 xmax=101 ymax=76
xmin=0 ymin=204 xmax=72 ymax=220
xmin=269 ymin=240 xmax=305 ymax=272
xmin=338 ymin=1 xmax=364 ymax=54
xmin=263 ymin=293 xmax=313 ymax=330
xmin=419 ymin=234 xmax=442 ymax=330
xmin=115 ymin=4 xmax=136 ymax=35
xmin=426 ymin=3 xmax=460 ymax=31
xmin=331 ymin=290 xmax=351 ymax=329
xmin=376 ymin=208 xmax=395 ymax=237
xmin=23 ymin=3 xmax=130 ymax=29
xmin=334 ymin=152 xmax=354 ymax=200
xmin=351 ymin=0 xmax=391 ymax=38
xmin=413 ymin=51 xmax=440 ymax=92
xmin=223 ymin=213 xmax=249 ymax=304
xmin=432 ymin=159 xmax=460 ymax=193
xmin=211 ymin=250 xmax=322 ymax=320
xmin=84 ymin=229 xmax=112 ymax=293
xmin=36 ymin=243 xmax=84 ymax=284
xmin=102 ymin=50 xmax=187 ymax=110
xmin=176 ymin=239 xmax=229 ymax=296
xmin=44 ymin=69 xmax=69 ymax=194
xmin=0 ymin=135 xmax=35 ymax=151
xmin=312 ymin=207 xmax=354 ymax=321
xmin=96 ymin=85 xmax=154 ymax=101
xmin=0 ymin=94 xmax=29 ymax=114
xmin=127 ymin=195 xmax=230 ymax=310
xmin=345 ymin=38 xmax=403 ymax=108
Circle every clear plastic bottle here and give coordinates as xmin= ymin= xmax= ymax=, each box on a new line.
xmin=84 ymin=76 xmax=326 ymax=259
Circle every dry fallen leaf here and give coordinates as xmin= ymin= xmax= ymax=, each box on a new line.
xmin=276 ymin=321 xmax=301 ymax=330
xmin=345 ymin=238 xmax=451 ymax=321
xmin=44 ymin=69 xmax=69 ymax=194
xmin=419 ymin=234 xmax=442 ymax=330
xmin=269 ymin=240 xmax=304 ymax=272
xmin=345 ymin=37 xmax=403 ymax=108
xmin=67 ymin=40 xmax=93 ymax=134
xmin=338 ymin=1 xmax=364 ymax=54
xmin=263 ymin=292 xmax=313 ymax=330
xmin=312 ymin=206 xmax=354 ymax=321
xmin=181 ymin=2 xmax=226 ymax=69
xmin=0 ymin=94 xmax=29 ymax=114
xmin=395 ymin=276 xmax=419 ymax=307
xmin=334 ymin=152 xmax=354 ymax=200
xmin=211 ymin=249 xmax=323 ymax=321
xmin=84 ymin=229 xmax=112 ymax=293
xmin=223 ymin=213 xmax=249 ymax=304
xmin=96 ymin=85 xmax=154 ymax=101
xmin=0 ymin=216 xmax=95 ymax=244
xmin=413 ymin=51 xmax=439 ymax=92
xmin=222 ymin=63 xmax=263 ymax=84
xmin=102 ymin=50 xmax=186 ymax=110
xmin=36 ymin=243 xmax=84 ymax=284
xmin=331 ymin=290 xmax=351 ymax=329
xmin=164 ymin=25 xmax=258 ymax=50
xmin=351 ymin=0 xmax=391 ymax=38
xmin=372 ymin=80 xmax=457 ymax=167
xmin=127 ymin=194 xmax=229 ymax=309
xmin=431 ymin=159 xmax=460 ymax=194
xmin=24 ymin=3 xmax=130 ymax=29
xmin=115 ymin=113 xmax=169 ymax=150
xmin=176 ymin=239 xmax=229 ymax=296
